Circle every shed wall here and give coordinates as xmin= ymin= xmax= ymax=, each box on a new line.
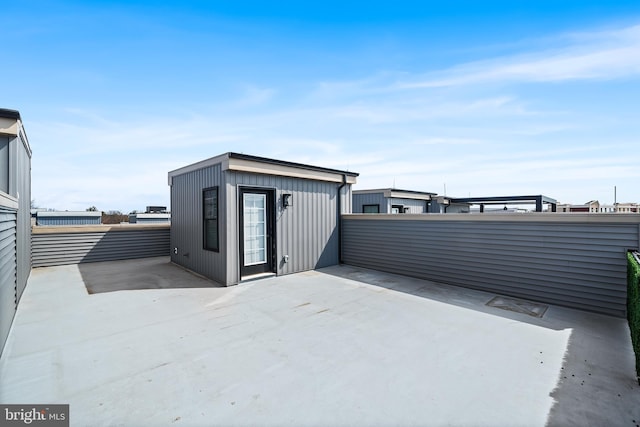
xmin=388 ymin=197 xmax=428 ymax=213
xmin=14 ymin=131 xmax=31 ymax=302
xmin=0 ymin=126 xmax=30 ymax=356
xmin=224 ymin=171 xmax=350 ymax=285
xmin=170 ymin=164 xmax=226 ymax=284
xmin=36 ymin=216 xmax=101 ymax=226
xmin=353 ymin=192 xmax=386 ymax=213
xmin=0 ymin=208 xmax=17 ymax=357
xmin=342 ymin=214 xmax=640 ymax=317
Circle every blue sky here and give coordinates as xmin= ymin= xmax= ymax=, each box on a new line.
xmin=3 ymin=0 xmax=640 ymax=212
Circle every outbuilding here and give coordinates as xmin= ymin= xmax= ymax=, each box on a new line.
xmin=36 ymin=211 xmax=102 ymax=226
xmin=353 ymin=188 xmax=436 ymax=214
xmin=129 ymin=213 xmax=171 ymax=224
xmin=168 ymin=152 xmax=358 ymax=285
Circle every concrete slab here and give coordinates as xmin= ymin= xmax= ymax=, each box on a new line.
xmin=1 ymin=258 xmax=638 ymax=426
xmin=78 ymin=257 xmax=222 ymax=293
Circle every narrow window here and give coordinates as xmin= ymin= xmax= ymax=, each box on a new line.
xmin=363 ymin=204 xmax=379 ymax=214
xmin=0 ymin=137 xmax=9 ymax=194
xmin=203 ymin=187 xmax=219 ymax=251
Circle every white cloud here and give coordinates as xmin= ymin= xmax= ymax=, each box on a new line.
xmin=395 ymin=24 xmax=640 ymax=88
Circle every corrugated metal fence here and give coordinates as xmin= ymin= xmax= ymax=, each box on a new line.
xmin=32 ymin=224 xmax=170 ymax=267
xmin=342 ymin=214 xmax=640 ymax=317
xmin=0 ymin=208 xmax=17 ymax=357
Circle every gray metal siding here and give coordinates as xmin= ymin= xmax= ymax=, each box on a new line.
xmin=36 ymin=216 xmax=101 ymax=226
xmin=354 ymin=193 xmax=427 ymax=213
xmin=0 ymin=136 xmax=8 ymax=193
xmin=342 ymin=215 xmax=640 ymax=317
xmin=170 ymin=164 xmax=226 ymax=284
xmin=15 ymin=132 xmax=31 ymax=302
xmin=136 ymin=218 xmax=171 ymax=224
xmin=225 ymin=172 xmax=345 ymax=284
xmin=353 ymin=192 xmax=386 ymax=213
xmin=32 ymin=227 xmax=170 ymax=267
xmin=388 ymin=197 xmax=427 ymax=213
xmin=0 ymin=209 xmax=17 ymax=356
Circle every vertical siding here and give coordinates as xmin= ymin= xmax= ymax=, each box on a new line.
xmin=36 ymin=216 xmax=101 ymax=226
xmin=388 ymin=197 xmax=428 ymax=213
xmin=353 ymin=192 xmax=386 ymax=213
xmin=0 ymin=136 xmax=8 ymax=192
xmin=225 ymin=172 xmax=344 ymax=285
xmin=170 ymin=164 xmax=226 ymax=284
xmin=15 ymin=131 xmax=31 ymax=302
xmin=342 ymin=215 xmax=640 ymax=317
xmin=0 ymin=209 xmax=17 ymax=356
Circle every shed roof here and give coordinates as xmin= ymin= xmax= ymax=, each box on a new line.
xmin=37 ymin=211 xmax=102 ymax=217
xmin=353 ymin=188 xmax=436 ymax=201
xmin=449 ymin=195 xmax=557 ymax=205
xmin=168 ymin=152 xmax=358 ymax=185
xmin=0 ymin=109 xmax=21 ymax=120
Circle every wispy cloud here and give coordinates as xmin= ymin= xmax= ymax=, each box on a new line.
xmin=395 ymin=24 xmax=640 ymax=88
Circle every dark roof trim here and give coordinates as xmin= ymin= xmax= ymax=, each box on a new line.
xmin=449 ymin=195 xmax=558 ymax=205
xmin=228 ymin=152 xmax=359 ymax=177
xmin=0 ymin=108 xmax=21 ymax=120
xmin=354 ymin=188 xmax=437 ymax=196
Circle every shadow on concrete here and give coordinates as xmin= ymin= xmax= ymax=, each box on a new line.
xmin=78 ymin=256 xmax=223 ymax=294
xmin=319 ymin=264 xmax=640 ymax=427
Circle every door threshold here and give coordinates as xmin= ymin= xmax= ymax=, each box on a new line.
xmin=240 ymin=272 xmax=276 ymax=283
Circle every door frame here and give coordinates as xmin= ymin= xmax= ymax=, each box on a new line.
xmin=238 ymin=187 xmax=276 ymax=278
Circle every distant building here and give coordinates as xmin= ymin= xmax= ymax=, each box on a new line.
xmin=429 ymin=196 xmax=472 ymax=213
xmin=353 ymin=188 xmax=436 ymax=214
xmin=129 ymin=213 xmax=171 ymax=224
xmin=145 ymin=206 xmax=167 ymax=213
xmin=129 ymin=206 xmax=171 ymax=224
xmin=557 ymin=201 xmax=638 ymax=213
xmin=36 ymin=211 xmax=102 ymax=226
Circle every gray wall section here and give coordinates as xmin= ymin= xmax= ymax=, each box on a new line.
xmin=0 ymin=136 xmax=8 ymax=193
xmin=388 ymin=197 xmax=427 ymax=213
xmin=224 ymin=172 xmax=349 ymax=285
xmin=353 ymin=193 xmax=428 ymax=213
xmin=170 ymin=164 xmax=227 ymax=284
xmin=1 ymin=129 xmax=31 ymax=357
xmin=32 ymin=226 xmax=170 ymax=267
xmin=15 ymin=132 xmax=31 ymax=302
xmin=36 ymin=216 xmax=101 ymax=226
xmin=0 ymin=209 xmax=17 ymax=357
xmin=353 ymin=192 xmax=386 ymax=213
xmin=342 ymin=215 xmax=640 ymax=317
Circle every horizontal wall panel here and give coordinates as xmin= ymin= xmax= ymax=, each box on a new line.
xmin=342 ymin=215 xmax=640 ymax=317
xmin=0 ymin=209 xmax=17 ymax=359
xmin=32 ymin=227 xmax=170 ymax=267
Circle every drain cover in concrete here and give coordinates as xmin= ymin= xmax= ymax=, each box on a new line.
xmin=486 ymin=296 xmax=548 ymax=318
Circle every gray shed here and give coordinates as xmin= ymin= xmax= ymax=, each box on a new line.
xmin=353 ymin=188 xmax=436 ymax=214
xmin=129 ymin=213 xmax=171 ymax=224
xmin=36 ymin=211 xmax=102 ymax=226
xmin=0 ymin=108 xmax=31 ymax=356
xmin=168 ymin=152 xmax=358 ymax=285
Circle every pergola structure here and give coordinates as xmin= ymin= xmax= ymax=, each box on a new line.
xmin=449 ymin=195 xmax=557 ymax=213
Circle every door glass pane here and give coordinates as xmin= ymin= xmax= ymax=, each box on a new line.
xmin=243 ymin=193 xmax=266 ymax=266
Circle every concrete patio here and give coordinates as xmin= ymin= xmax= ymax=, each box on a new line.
xmin=0 ymin=257 xmax=638 ymax=427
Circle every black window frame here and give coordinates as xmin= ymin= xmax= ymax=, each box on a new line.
xmin=362 ymin=204 xmax=380 ymax=214
xmin=203 ymin=186 xmax=219 ymax=252
xmin=391 ymin=204 xmax=404 ymax=214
